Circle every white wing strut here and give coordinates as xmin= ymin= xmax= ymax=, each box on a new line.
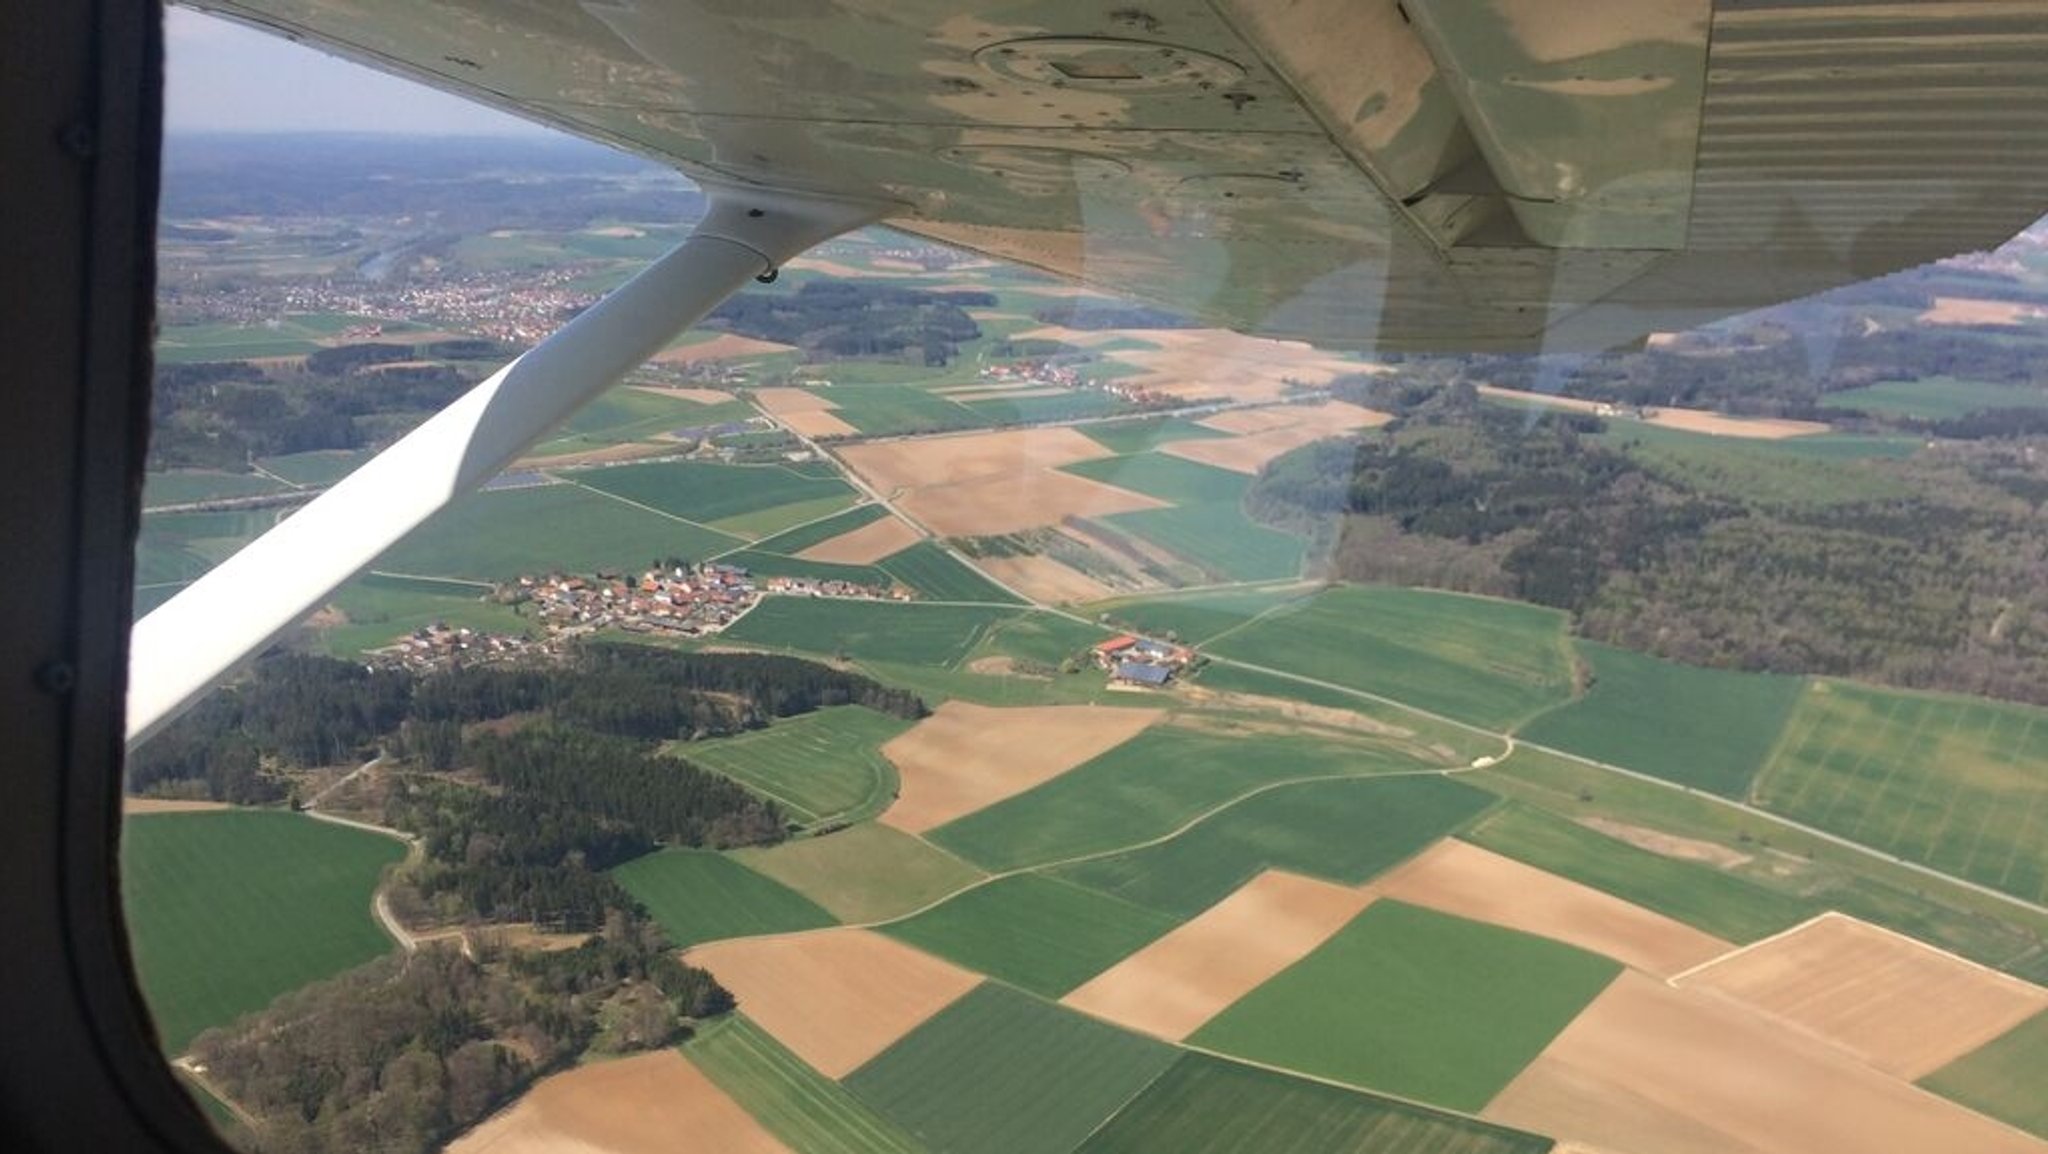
xmin=127 ymin=186 xmax=886 ymax=748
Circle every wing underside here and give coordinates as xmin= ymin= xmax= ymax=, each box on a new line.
xmin=181 ymin=0 xmax=2048 ymax=350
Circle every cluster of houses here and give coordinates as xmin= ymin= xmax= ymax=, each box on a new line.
xmin=370 ymin=623 xmax=536 ymax=672
xmin=1091 ymin=634 xmax=1194 ymax=688
xmin=512 ymin=561 xmax=908 ymax=637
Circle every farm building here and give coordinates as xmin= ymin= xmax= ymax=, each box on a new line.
xmin=1113 ymin=661 xmax=1173 ymax=687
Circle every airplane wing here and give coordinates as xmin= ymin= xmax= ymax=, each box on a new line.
xmin=182 ymin=0 xmax=2048 ymax=352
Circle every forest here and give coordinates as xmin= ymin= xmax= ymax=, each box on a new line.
xmin=192 ymin=914 xmax=730 ymax=1154
xmin=707 ymin=280 xmax=993 ymax=364
xmin=1258 ymin=383 xmax=2048 ymax=706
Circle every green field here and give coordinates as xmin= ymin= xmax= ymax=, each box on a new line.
xmin=968 ymin=610 xmax=1113 ymax=667
xmin=881 ymin=874 xmax=1178 ymax=996
xmin=135 ymin=508 xmax=288 ymax=587
xmin=143 ymin=470 xmax=293 ymax=508
xmin=1077 ymin=1055 xmax=1552 ymax=1154
xmin=1519 ymin=643 xmax=1806 ymax=797
xmin=808 ymin=384 xmax=981 ymax=438
xmin=723 ymin=598 xmax=1021 ymax=667
xmin=752 ymin=504 xmax=892 ymax=554
xmin=154 ymin=323 xmax=320 ymax=363
xmin=122 ymin=812 xmax=406 ymax=1053
xmin=733 ymin=824 xmax=985 ymax=924
xmin=1820 ymin=376 xmax=2048 ymax=420
xmin=1089 ymin=586 xmax=1317 ymax=647
xmin=1062 ymin=454 xmax=1251 ymax=505
xmin=877 ymin=542 xmax=1025 ymax=604
xmin=1207 ymin=586 xmax=1575 ymax=730
xmin=609 ymin=850 xmax=836 ymax=947
xmin=1059 ymin=775 xmax=1494 ymax=918
xmin=1192 ymin=900 xmax=1621 ymax=1111
xmin=928 ymin=725 xmax=1429 ymax=873
xmin=317 ymin=580 xmax=527 ymax=656
xmin=571 ymin=459 xmax=856 ymax=527
xmin=1075 ymin=417 xmax=1233 ymax=456
xmin=1101 ymin=504 xmax=1307 ymax=583
xmin=716 ymin=494 xmax=868 ymax=541
xmin=1597 ymin=422 xmax=1921 ymax=460
xmin=375 ymin=483 xmax=740 ymax=580
xmin=1919 ymin=1010 xmax=2048 ymax=1139
xmin=529 ymin=386 xmax=738 ymax=457
xmin=687 ymin=1015 xmax=927 ymax=1154
xmin=678 ymin=706 xmax=911 ymax=825
xmin=1754 ymin=680 xmax=2048 ymax=904
xmin=253 ymin=449 xmax=374 ymax=486
xmin=719 ymin=550 xmax=892 ymax=588
xmin=846 ymin=984 xmax=1178 ymax=1154
xmin=1461 ymin=803 xmax=1814 ymax=943
xmin=1621 ymin=437 xmax=1916 ymax=508
xmin=1182 ymin=663 xmax=1496 ymax=762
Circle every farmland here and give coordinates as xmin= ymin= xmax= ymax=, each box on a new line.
xmin=1820 ymin=375 xmax=2048 ymax=420
xmin=609 ymin=850 xmax=836 ymax=947
xmin=678 ymin=705 xmax=912 ymax=825
xmin=1061 ymin=454 xmax=1252 ymax=506
xmin=1460 ymin=803 xmax=1816 ymax=944
xmin=687 ymin=1016 xmax=927 ymax=1154
xmin=374 ymin=482 xmax=737 ymax=579
xmin=1057 ymin=774 xmax=1495 ymax=918
xmin=845 ymin=984 xmax=1178 ymax=1154
xmin=927 ymin=724 xmax=1434 ymax=873
xmin=1075 ymin=416 xmax=1233 ymax=456
xmin=1090 ymin=585 xmax=1317 ymax=647
xmin=1077 ymin=1055 xmax=1551 ymax=1154
xmin=1518 ymin=642 xmax=1806 ymax=797
xmin=143 ymin=469 xmax=291 ymax=508
xmin=316 ymin=573 xmax=525 ymax=655
xmin=753 ymin=503 xmax=890 ymax=554
xmin=122 ymin=812 xmax=406 ymax=1053
xmin=1752 ymin=680 xmax=2048 ymax=904
xmin=1191 ymin=900 xmax=1622 ymax=1111
xmin=1102 ymin=504 xmax=1308 ymax=584
xmin=528 ymin=386 xmax=748 ymax=458
xmin=881 ymin=874 xmax=1179 ymax=997
xmin=1206 ymin=586 xmax=1576 ymax=729
xmin=570 ymin=459 xmax=858 ymax=532
xmin=734 ymin=823 xmax=986 ymax=924
xmin=874 ymin=541 xmax=1024 ymax=603
xmin=722 ymin=598 xmax=1022 ymax=666
xmin=1920 ymin=1010 xmax=2048 ymax=1139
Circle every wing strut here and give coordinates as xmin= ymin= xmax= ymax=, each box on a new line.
xmin=127 ymin=185 xmax=887 ymax=747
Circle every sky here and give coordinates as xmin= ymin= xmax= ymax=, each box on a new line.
xmin=165 ymin=7 xmax=555 ymax=136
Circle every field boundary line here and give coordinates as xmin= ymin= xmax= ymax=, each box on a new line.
xmin=1665 ymin=911 xmax=1837 ymax=985
xmin=554 ymin=476 xmax=738 ymax=539
xmin=1174 ymin=1043 xmax=1513 ymax=1130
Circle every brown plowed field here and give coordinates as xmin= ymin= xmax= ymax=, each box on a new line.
xmin=895 ymin=470 xmax=1163 ymax=536
xmin=972 ymin=555 xmax=1115 ymax=603
xmin=1101 ymin=331 xmax=1382 ymax=404
xmin=651 ymin=333 xmax=794 ymax=364
xmin=1475 ymin=386 xmax=1828 ymax=440
xmin=685 ymin=929 xmax=980 ymax=1078
xmin=1378 ymin=840 xmax=1733 ymax=979
xmin=795 ymin=514 xmax=920 ymax=564
xmin=1920 ymin=297 xmax=2043 ymax=326
xmin=1061 ymin=870 xmax=1373 ymax=1041
xmin=778 ymin=410 xmax=858 ymax=438
xmin=752 ymin=387 xmax=840 ymax=414
xmin=1485 ymin=972 xmax=2047 ymax=1154
xmin=123 ymin=797 xmax=234 ymax=815
xmin=446 ymin=1049 xmax=790 ymax=1154
xmin=1674 ymin=913 xmax=2048 ymax=1079
xmin=879 ymin=701 xmax=1162 ymax=833
xmin=1164 ymin=401 xmax=1393 ymax=474
xmin=837 ymin=427 xmax=1111 ymax=490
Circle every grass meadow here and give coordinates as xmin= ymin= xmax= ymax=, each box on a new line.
xmin=846 ymin=984 xmax=1177 ymax=1154
xmin=927 ymin=724 xmax=1430 ymax=873
xmin=1919 ymin=1010 xmax=2048 ymax=1139
xmin=723 ymin=598 xmax=1021 ymax=667
xmin=1754 ymin=681 xmax=2048 ymax=904
xmin=1518 ymin=642 xmax=1806 ymax=797
xmin=1077 ymin=1055 xmax=1552 ymax=1154
xmin=733 ymin=823 xmax=986 ymax=924
xmin=609 ymin=850 xmax=836 ymax=947
xmin=675 ymin=706 xmax=911 ymax=826
xmin=880 ymin=874 xmax=1179 ymax=997
xmin=1191 ymin=900 xmax=1621 ymax=1111
xmin=122 ymin=812 xmax=405 ymax=1053
xmin=1057 ymin=775 xmax=1494 ymax=918
xmin=1206 ymin=586 xmax=1575 ymax=730
xmin=686 ymin=1015 xmax=927 ymax=1154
